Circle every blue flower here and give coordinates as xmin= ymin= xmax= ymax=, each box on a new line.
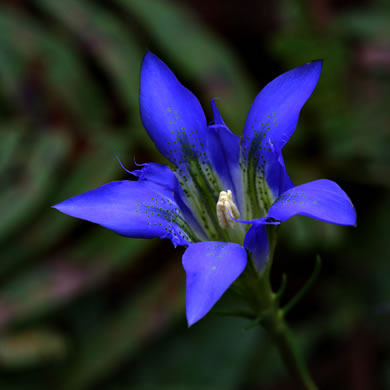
xmin=53 ymin=52 xmax=356 ymax=326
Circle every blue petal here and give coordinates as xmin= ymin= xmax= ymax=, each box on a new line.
xmin=210 ymin=98 xmax=226 ymax=126
xmin=118 ymin=160 xmax=206 ymax=240
xmin=183 ymin=241 xmax=247 ymax=326
xmin=244 ymin=221 xmax=270 ymax=271
xmin=265 ymin=151 xmax=294 ymax=198
xmin=139 ymin=53 xmax=224 ymax=239
xmin=53 ymin=180 xmax=194 ymax=247
xmin=140 ymin=52 xmax=208 ymax=167
xmin=240 ymin=61 xmax=322 ymax=218
xmin=242 ymin=60 xmax=322 ymax=153
xmin=207 ymin=100 xmax=243 ymax=211
xmin=131 ymin=162 xmax=178 ymax=192
xmin=267 ymin=179 xmax=357 ymax=226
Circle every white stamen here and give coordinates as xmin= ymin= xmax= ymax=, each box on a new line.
xmin=216 ymin=190 xmax=240 ymax=229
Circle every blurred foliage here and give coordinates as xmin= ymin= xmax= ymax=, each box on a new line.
xmin=0 ymin=0 xmax=389 ymax=389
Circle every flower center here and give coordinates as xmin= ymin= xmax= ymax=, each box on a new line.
xmin=216 ymin=190 xmax=240 ymax=229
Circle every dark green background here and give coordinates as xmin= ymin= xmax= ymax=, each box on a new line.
xmin=0 ymin=0 xmax=389 ymax=388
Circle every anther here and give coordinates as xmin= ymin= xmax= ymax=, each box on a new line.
xmin=216 ymin=190 xmax=240 ymax=229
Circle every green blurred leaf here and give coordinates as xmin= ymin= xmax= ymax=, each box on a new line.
xmin=62 ymin=262 xmax=185 ymax=390
xmin=0 ymin=7 xmax=109 ymax=124
xmin=0 ymin=329 xmax=67 ymax=368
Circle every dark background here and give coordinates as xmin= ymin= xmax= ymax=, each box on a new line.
xmin=0 ymin=0 xmax=389 ymax=388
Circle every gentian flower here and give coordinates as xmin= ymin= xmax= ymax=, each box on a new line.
xmin=53 ymin=53 xmax=356 ymax=326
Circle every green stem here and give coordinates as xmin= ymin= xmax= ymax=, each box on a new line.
xmin=254 ymin=278 xmax=318 ymax=389
xmin=238 ymin=226 xmax=319 ymax=390
xmin=264 ymin=314 xmax=319 ymax=390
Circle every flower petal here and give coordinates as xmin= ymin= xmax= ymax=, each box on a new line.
xmin=210 ymin=98 xmax=226 ymax=126
xmin=267 ymin=179 xmax=357 ymax=226
xmin=242 ymin=60 xmax=322 ymax=152
xmin=140 ymin=53 xmax=227 ymax=241
xmin=129 ymin=162 xmax=207 ymax=240
xmin=119 ymin=161 xmax=206 ymax=241
xmin=207 ymin=100 xmax=243 ymax=212
xmin=244 ymin=222 xmax=270 ymax=271
xmin=140 ymin=52 xmax=208 ymax=166
xmin=240 ymin=61 xmax=322 ymax=218
xmin=130 ymin=162 xmax=178 ymax=192
xmin=265 ymin=151 xmax=294 ymax=198
xmin=183 ymin=241 xmax=247 ymax=326
xmin=53 ymin=180 xmax=194 ymax=247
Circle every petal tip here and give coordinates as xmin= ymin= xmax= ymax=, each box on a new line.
xmin=142 ymin=51 xmax=165 ymax=72
xmin=296 ymin=59 xmax=323 ymax=84
xmin=305 ymin=59 xmax=323 ymax=78
xmin=186 ymin=309 xmax=201 ymax=327
xmin=352 ymin=213 xmax=358 ymax=228
xmin=51 ymin=202 xmax=63 ymax=211
xmin=143 ymin=50 xmax=157 ymax=62
xmin=345 ymin=201 xmax=357 ymax=227
xmin=186 ymin=318 xmax=195 ymax=328
xmin=307 ymin=58 xmax=323 ymax=68
xmin=51 ymin=200 xmax=73 ymax=216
